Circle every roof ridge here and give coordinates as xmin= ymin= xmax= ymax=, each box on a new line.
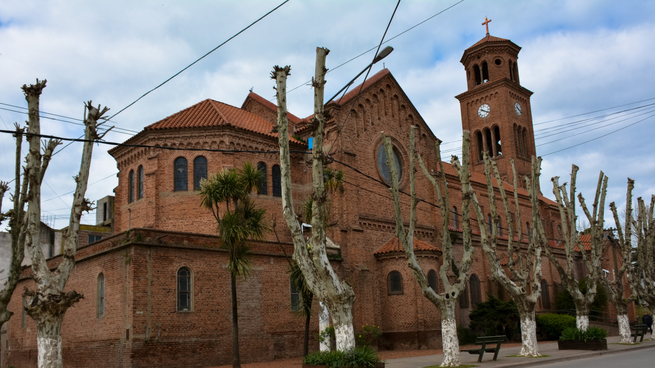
xmin=209 ymin=99 xmax=232 ymax=127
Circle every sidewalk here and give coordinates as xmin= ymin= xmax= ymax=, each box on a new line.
xmin=386 ymin=335 xmax=655 ymax=368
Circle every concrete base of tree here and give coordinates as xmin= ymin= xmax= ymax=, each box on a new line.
xmin=557 ymin=339 xmax=607 ymax=350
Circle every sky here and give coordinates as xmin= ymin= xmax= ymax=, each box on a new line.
xmin=1 ymin=0 xmax=654 ymax=230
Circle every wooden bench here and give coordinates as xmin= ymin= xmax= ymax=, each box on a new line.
xmin=631 ymin=324 xmax=648 ymax=342
xmin=464 ymin=335 xmax=507 ymax=362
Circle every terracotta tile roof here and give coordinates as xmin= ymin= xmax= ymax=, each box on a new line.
xmin=242 ymin=92 xmax=302 ymax=125
xmin=499 ymin=254 xmax=518 ymax=266
xmin=551 ymin=233 xmax=592 ymax=252
xmin=144 ymin=98 xmax=303 ymax=144
xmin=374 ymin=236 xmax=441 ymax=256
xmin=469 ymin=34 xmax=511 ymax=48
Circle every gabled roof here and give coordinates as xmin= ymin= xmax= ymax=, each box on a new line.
xmin=327 ymin=68 xmax=392 ymax=106
xmin=374 ymin=236 xmax=441 ymax=256
xmin=241 ymin=92 xmax=302 ymax=125
xmin=144 ymin=98 xmax=303 ymax=144
xmin=552 ymin=233 xmax=594 ymax=252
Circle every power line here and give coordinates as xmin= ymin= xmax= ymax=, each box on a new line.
xmin=283 ymin=0 xmax=465 ymax=98
xmin=541 ymin=112 xmax=655 ymax=156
xmin=0 ymin=129 xmax=309 ymax=155
xmin=105 ymin=0 xmax=290 ymax=124
xmin=327 ymin=0 xmax=402 ymax=156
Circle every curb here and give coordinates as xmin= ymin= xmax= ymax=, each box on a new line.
xmin=490 ymin=342 xmax=655 ymax=368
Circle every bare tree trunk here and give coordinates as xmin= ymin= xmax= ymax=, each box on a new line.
xmin=467 ymin=150 xmax=545 ymax=356
xmin=319 ymin=302 xmax=330 ymax=352
xmin=517 ymin=306 xmax=539 ymax=356
xmin=606 ymin=179 xmax=641 ymax=342
xmin=543 ymin=167 xmax=607 ymax=331
xmin=382 ymin=127 xmax=477 ymax=367
xmin=273 ymin=48 xmax=356 ymax=352
xmin=438 ymin=298 xmax=460 ymax=367
xmin=231 ymin=274 xmax=241 ymax=368
xmin=0 ymin=126 xmax=28 ymax=329
xmin=18 ymin=80 xmax=108 ymax=368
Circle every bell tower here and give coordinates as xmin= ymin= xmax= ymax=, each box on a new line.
xmin=455 ymin=21 xmax=536 ymax=182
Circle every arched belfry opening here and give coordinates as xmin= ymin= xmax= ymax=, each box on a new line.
xmin=481 ymin=61 xmax=489 ymax=83
xmin=473 ymin=64 xmax=481 ymax=85
xmin=493 ymin=125 xmax=502 ymax=156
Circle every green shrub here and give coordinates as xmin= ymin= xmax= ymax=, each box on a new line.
xmin=356 ymin=324 xmax=382 ymax=347
xmin=303 ymin=346 xmax=383 ymax=367
xmin=458 ymin=326 xmax=478 ymax=345
xmin=537 ymin=313 xmax=576 ymax=340
xmin=554 ymin=278 xmax=608 ymax=317
xmin=560 ymin=327 xmax=607 ymax=342
xmin=469 ymin=295 xmax=519 ymax=339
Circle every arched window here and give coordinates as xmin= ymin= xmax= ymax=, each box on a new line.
xmin=97 ymin=273 xmax=105 ymax=318
xmin=257 ymin=162 xmax=267 ymax=195
xmin=387 ymin=271 xmax=403 ymax=295
xmin=473 ymin=64 xmax=481 ymax=85
xmin=272 ymin=165 xmax=282 ymax=197
xmin=497 ymin=216 xmax=502 ymax=236
xmin=193 ymin=156 xmax=207 ymax=191
xmin=452 ymin=207 xmax=459 ymax=229
xmin=290 ymin=280 xmax=301 ymax=311
xmin=428 ymin=269 xmax=438 ymax=292
xmin=459 ymin=283 xmax=469 ymax=308
xmin=493 ymin=125 xmax=502 ymax=155
xmin=470 ymin=274 xmax=482 ymax=307
xmin=487 ymin=214 xmax=493 ymax=234
xmin=513 ymin=62 xmax=519 ymax=84
xmin=522 ymin=127 xmax=529 ymax=158
xmin=377 ymin=144 xmax=403 ymax=184
xmin=526 ymin=222 xmax=531 ymax=242
xmin=137 ymin=165 xmax=144 ymax=199
xmin=174 ymin=157 xmax=188 ymax=191
xmin=509 ymin=60 xmax=515 ymax=81
xmin=128 ymin=170 xmax=135 ymax=203
xmin=476 ymin=131 xmax=484 ymax=161
xmin=484 ymin=128 xmax=493 ymax=157
xmin=481 ymin=61 xmax=489 ymax=82
xmin=177 ymin=267 xmax=192 ymax=312
xmin=541 ymin=279 xmax=551 ymax=309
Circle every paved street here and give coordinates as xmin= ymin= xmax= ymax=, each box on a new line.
xmin=536 ymin=347 xmax=653 ymax=368
xmin=385 ymin=335 xmax=655 ymax=368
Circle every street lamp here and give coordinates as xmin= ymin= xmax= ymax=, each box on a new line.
xmin=326 ymin=46 xmax=394 ymax=104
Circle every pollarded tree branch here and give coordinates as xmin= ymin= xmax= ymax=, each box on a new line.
xmin=273 ymin=48 xmax=356 ymax=352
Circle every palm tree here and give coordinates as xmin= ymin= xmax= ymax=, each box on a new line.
xmin=200 ymin=162 xmax=268 ymax=368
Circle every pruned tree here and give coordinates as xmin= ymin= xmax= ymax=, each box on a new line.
xmin=272 ymin=48 xmax=356 ymax=351
xmin=20 ymin=79 xmax=109 ymax=368
xmin=0 ymin=126 xmax=28 ymax=331
xmin=543 ymin=166 xmax=607 ymax=330
xmin=611 ymin=180 xmax=655 ymax=316
xmin=605 ymin=178 xmax=639 ymax=343
xmin=629 ymin=195 xmax=655 ymax=307
xmin=382 ymin=127 xmax=475 ymax=367
xmin=469 ymin=153 xmax=545 ymax=356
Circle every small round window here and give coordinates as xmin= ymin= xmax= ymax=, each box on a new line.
xmin=377 ymin=144 xmax=402 ymax=184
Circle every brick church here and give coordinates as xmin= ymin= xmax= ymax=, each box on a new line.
xmin=2 ymin=33 xmax=634 ymax=367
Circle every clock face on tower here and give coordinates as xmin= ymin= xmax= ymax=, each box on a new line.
xmin=477 ymin=103 xmax=490 ymax=118
xmin=515 ymin=102 xmax=522 ymax=116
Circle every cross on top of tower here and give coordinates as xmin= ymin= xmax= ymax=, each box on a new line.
xmin=482 ymin=17 xmax=492 ymax=35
